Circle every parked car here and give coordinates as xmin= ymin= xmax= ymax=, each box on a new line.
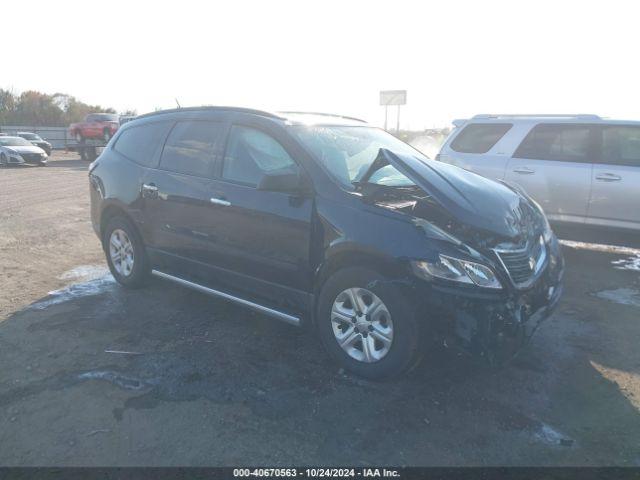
xmin=437 ymin=114 xmax=640 ymax=233
xmin=0 ymin=136 xmax=48 ymax=166
xmin=16 ymin=131 xmax=52 ymax=155
xmin=89 ymin=107 xmax=564 ymax=379
xmin=69 ymin=113 xmax=120 ymax=143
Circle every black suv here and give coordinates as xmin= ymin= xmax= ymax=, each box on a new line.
xmin=16 ymin=132 xmax=53 ymax=155
xmin=89 ymin=107 xmax=564 ymax=378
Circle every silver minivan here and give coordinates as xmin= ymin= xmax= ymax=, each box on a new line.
xmin=437 ymin=114 xmax=640 ymax=232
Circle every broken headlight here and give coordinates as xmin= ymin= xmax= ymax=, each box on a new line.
xmin=413 ymin=255 xmax=502 ymax=289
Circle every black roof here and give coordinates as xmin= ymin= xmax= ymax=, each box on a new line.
xmin=135 ymin=106 xmax=284 ymax=121
xmin=133 ymin=106 xmax=368 ymax=125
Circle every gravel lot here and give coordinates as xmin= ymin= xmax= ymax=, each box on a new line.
xmin=1 ymin=153 xmax=640 ymax=466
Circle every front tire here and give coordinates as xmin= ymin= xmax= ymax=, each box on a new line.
xmin=103 ymin=215 xmax=150 ymax=288
xmin=0 ymin=153 xmax=6 ymax=166
xmin=317 ymin=267 xmax=422 ymax=380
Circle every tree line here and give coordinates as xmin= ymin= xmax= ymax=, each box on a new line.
xmin=0 ymin=89 xmax=136 ymax=128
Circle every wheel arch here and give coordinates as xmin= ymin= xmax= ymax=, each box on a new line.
xmin=99 ymin=204 xmax=139 ymax=245
xmin=312 ymin=247 xmax=409 ymax=321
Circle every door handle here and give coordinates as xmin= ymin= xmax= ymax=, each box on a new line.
xmin=513 ymin=167 xmax=535 ymax=175
xmin=595 ymin=173 xmax=622 ymax=182
xmin=210 ymin=197 xmax=231 ymax=207
xmin=141 ymin=183 xmax=159 ymax=198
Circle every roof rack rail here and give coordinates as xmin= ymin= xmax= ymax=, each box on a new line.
xmin=135 ymin=106 xmax=284 ymax=121
xmin=472 ymin=114 xmax=601 ymax=120
xmin=279 ymin=111 xmax=368 ymax=123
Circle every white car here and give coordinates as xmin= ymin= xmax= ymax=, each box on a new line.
xmin=0 ymin=136 xmax=48 ymax=166
xmin=437 ymin=114 xmax=640 ymax=232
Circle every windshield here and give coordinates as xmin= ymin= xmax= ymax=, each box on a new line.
xmin=290 ymin=125 xmax=427 ymax=188
xmin=0 ymin=137 xmax=33 ymax=146
xmin=19 ymin=133 xmax=41 ymax=141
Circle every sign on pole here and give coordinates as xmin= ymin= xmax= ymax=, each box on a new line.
xmin=379 ymin=90 xmax=407 ymax=106
xmin=380 ymin=90 xmax=407 ymax=132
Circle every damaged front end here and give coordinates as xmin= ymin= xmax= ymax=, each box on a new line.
xmin=360 ymin=149 xmax=565 ymax=365
xmin=418 ymin=245 xmax=564 ymax=366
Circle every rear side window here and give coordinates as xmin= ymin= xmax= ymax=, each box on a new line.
xmin=515 ymin=124 xmax=591 ymax=162
xmin=450 ymin=123 xmax=512 ymax=154
xmin=222 ymin=126 xmax=296 ymax=186
xmin=159 ymin=121 xmax=223 ymax=177
xmin=113 ymin=122 xmax=172 ymax=167
xmin=601 ymin=126 xmax=640 ymax=166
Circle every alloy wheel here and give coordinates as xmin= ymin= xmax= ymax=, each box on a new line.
xmin=109 ymin=229 xmax=135 ymax=277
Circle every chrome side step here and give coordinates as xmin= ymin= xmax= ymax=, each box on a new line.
xmin=151 ymin=270 xmax=301 ymax=326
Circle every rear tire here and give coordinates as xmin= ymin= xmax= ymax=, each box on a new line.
xmin=86 ymin=147 xmax=97 ymax=162
xmin=103 ymin=215 xmax=151 ymax=288
xmin=317 ymin=267 xmax=422 ymax=380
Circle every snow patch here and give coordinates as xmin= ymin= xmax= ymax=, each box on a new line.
xmin=58 ymin=265 xmax=110 ymax=281
xmin=559 ymin=240 xmax=640 ymax=273
xmin=559 ymin=240 xmax=640 ymax=256
xmin=532 ymin=422 xmax=573 ymax=447
xmin=611 ymin=255 xmax=640 ymax=272
xmin=78 ymin=370 xmax=151 ymax=390
xmin=30 ymin=265 xmax=114 ymax=310
xmin=593 ymin=288 xmax=640 ymax=308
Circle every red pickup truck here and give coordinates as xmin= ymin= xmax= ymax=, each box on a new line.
xmin=69 ymin=113 xmax=120 ymax=143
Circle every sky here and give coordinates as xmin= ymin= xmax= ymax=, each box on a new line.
xmin=3 ymin=0 xmax=640 ymax=130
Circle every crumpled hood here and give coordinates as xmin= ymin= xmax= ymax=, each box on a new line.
xmin=377 ymin=149 xmax=536 ymax=240
xmin=6 ymin=145 xmax=45 ymax=155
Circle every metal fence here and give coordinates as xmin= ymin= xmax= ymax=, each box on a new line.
xmin=0 ymin=126 xmax=71 ymax=149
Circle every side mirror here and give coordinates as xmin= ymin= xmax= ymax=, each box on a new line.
xmin=257 ymin=170 xmax=312 ymax=195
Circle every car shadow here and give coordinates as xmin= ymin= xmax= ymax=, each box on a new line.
xmin=0 ymin=163 xmax=35 ymax=169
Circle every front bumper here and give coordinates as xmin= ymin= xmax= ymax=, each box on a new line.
xmin=20 ymin=153 xmax=47 ymax=165
xmin=412 ymin=239 xmax=565 ymax=365
xmin=5 ymin=155 xmax=25 ymax=165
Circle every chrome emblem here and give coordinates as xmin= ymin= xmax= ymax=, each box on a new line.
xmin=528 ymin=256 xmax=536 ymax=270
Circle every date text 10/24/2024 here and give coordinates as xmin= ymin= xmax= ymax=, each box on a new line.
xmin=233 ymin=468 xmax=401 ymax=478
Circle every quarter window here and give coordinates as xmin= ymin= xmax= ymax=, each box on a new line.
xmin=159 ymin=121 xmax=223 ymax=177
xmin=113 ymin=122 xmax=172 ymax=167
xmin=515 ymin=124 xmax=591 ymax=162
xmin=450 ymin=123 xmax=512 ymax=154
xmin=601 ymin=126 xmax=640 ymax=166
xmin=222 ymin=126 xmax=296 ymax=186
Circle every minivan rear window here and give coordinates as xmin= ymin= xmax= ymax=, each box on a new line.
xmin=450 ymin=123 xmax=512 ymax=154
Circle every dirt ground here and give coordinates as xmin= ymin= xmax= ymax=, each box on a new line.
xmin=1 ymin=152 xmax=640 ymax=466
